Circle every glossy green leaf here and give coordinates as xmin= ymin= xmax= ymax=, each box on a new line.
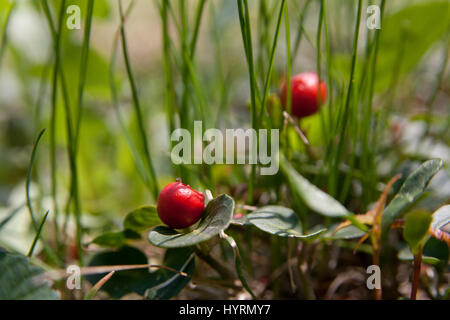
xmin=0 ymin=249 xmax=58 ymax=300
xmin=124 ymin=205 xmax=161 ymax=232
xmin=145 ymin=248 xmax=195 ymax=300
xmin=279 ymin=155 xmax=349 ymax=217
xmin=247 ymin=206 xmax=326 ymax=240
xmin=397 ymin=246 xmax=440 ymax=265
xmin=92 ymin=230 xmax=140 ymax=248
xmin=325 ymin=225 xmax=367 ymax=240
xmin=381 ymin=159 xmax=444 ymax=236
xmin=423 ymin=237 xmax=449 ymax=270
xmin=221 ymin=233 xmax=256 ymax=299
xmin=148 ymin=194 xmax=234 ymax=248
xmin=86 ymin=246 xmax=194 ymax=299
xmin=85 ymin=246 xmax=150 ymax=298
xmin=375 ymin=1 xmax=450 ymax=92
xmin=403 ymin=210 xmax=432 ymax=254
xmin=231 ymin=215 xmax=251 ymax=226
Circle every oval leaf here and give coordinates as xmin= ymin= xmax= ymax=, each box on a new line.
xmin=148 ymin=194 xmax=234 ymax=248
xmin=0 ymin=249 xmax=58 ymax=300
xmin=325 ymin=225 xmax=367 ymax=240
xmin=86 ymin=246 xmax=194 ymax=299
xmin=92 ymin=230 xmax=141 ymax=248
xmin=247 ymin=206 xmax=326 ymax=239
xmin=403 ymin=210 xmax=432 ymax=254
xmin=145 ymin=248 xmax=195 ymax=300
xmin=124 ymin=205 xmax=161 ymax=232
xmin=381 ymin=159 xmax=444 ymax=236
xmin=85 ymin=246 xmax=150 ymax=298
xmin=279 ymin=155 xmax=349 ymax=217
xmin=397 ymin=247 xmax=440 ymax=265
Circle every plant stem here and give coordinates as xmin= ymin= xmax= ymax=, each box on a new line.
xmin=27 ymin=211 xmax=50 ymax=258
xmin=372 ymin=246 xmax=382 ymax=300
xmin=331 ymin=0 xmax=362 ymax=200
xmin=411 ymin=245 xmax=423 ymax=300
xmin=118 ymin=0 xmax=159 ymax=199
xmin=297 ymin=242 xmax=315 ymax=300
xmin=74 ymin=0 xmax=94 ymax=152
xmin=237 ymin=0 xmax=258 ymax=205
xmin=194 ymin=246 xmax=235 ymax=280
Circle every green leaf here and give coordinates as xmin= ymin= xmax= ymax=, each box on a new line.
xmin=324 ymin=225 xmax=367 ymax=240
xmin=85 ymin=246 xmax=150 ymax=298
xmin=148 ymin=194 xmax=234 ymax=248
xmin=124 ymin=205 xmax=161 ymax=232
xmin=0 ymin=249 xmax=58 ymax=300
xmin=422 ymin=237 xmax=449 ymax=271
xmin=86 ymin=246 xmax=194 ymax=299
xmin=332 ymin=2 xmax=450 ymax=93
xmin=247 ymin=206 xmax=326 ymax=240
xmin=231 ymin=215 xmax=251 ymax=226
xmin=403 ymin=210 xmax=432 ymax=254
xmin=145 ymin=248 xmax=195 ymax=300
xmin=375 ymin=1 xmax=450 ymax=92
xmin=221 ymin=233 xmax=257 ymax=299
xmin=92 ymin=230 xmax=141 ymax=248
xmin=397 ymin=246 xmax=440 ymax=265
xmin=279 ymin=155 xmax=349 ymax=217
xmin=381 ymin=159 xmax=444 ymax=236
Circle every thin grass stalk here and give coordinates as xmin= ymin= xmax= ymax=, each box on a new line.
xmin=210 ymin=2 xmax=230 ymax=129
xmin=362 ymin=0 xmax=386 ymax=207
xmin=331 ymin=0 xmax=362 ymax=199
xmin=283 ymin=1 xmax=293 ymax=159
xmin=110 ymin=0 xmax=153 ymax=192
xmin=314 ymin=0 xmax=333 ymax=186
xmin=26 ymin=129 xmax=46 ymax=230
xmin=257 ymin=0 xmax=286 ymax=128
xmin=74 ymin=0 xmax=94 ymax=153
xmin=292 ymin=0 xmax=312 ymax=65
xmin=237 ymin=0 xmax=258 ymax=204
xmin=26 ymin=129 xmax=60 ymax=264
xmin=0 ymin=2 xmax=15 ymax=70
xmin=425 ymin=38 xmax=449 ymax=135
xmin=158 ymin=0 xmax=181 ymax=179
xmin=54 ymin=0 xmax=84 ymax=266
xmin=43 ymin=0 xmax=64 ymax=250
xmin=316 ymin=0 xmax=329 ymax=145
xmin=27 ymin=211 xmax=50 ymax=258
xmin=118 ymin=0 xmax=159 ymax=199
xmin=41 ymin=0 xmax=75 ymax=251
xmin=189 ymin=0 xmax=206 ymax=57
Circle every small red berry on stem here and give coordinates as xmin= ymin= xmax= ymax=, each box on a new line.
xmin=281 ymin=72 xmax=327 ymax=118
xmin=157 ymin=180 xmax=205 ymax=229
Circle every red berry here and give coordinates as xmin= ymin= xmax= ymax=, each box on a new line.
xmin=281 ymin=72 xmax=327 ymax=118
xmin=157 ymin=181 xmax=205 ymax=229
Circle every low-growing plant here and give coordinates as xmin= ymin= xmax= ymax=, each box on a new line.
xmin=0 ymin=0 xmax=448 ymax=301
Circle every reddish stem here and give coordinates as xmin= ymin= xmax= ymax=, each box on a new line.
xmin=410 ymin=245 xmax=423 ymax=300
xmin=373 ymin=248 xmax=382 ymax=300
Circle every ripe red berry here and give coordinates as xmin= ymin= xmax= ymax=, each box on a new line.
xmin=157 ymin=181 xmax=205 ymax=229
xmin=281 ymin=72 xmax=327 ymax=118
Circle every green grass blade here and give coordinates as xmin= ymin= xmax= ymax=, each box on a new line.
xmin=26 ymin=129 xmax=46 ymax=229
xmin=118 ymin=0 xmax=159 ymax=199
xmin=27 ymin=210 xmax=50 ymax=258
